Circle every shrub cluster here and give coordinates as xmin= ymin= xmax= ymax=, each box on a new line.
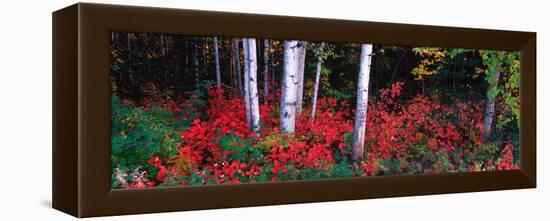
xmin=111 ymin=83 xmax=518 ymax=189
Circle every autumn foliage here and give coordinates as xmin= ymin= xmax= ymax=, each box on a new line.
xmin=111 ymin=83 xmax=518 ymax=189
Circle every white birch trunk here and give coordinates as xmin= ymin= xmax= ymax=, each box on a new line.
xmin=310 ymin=56 xmax=323 ymax=126
xmin=213 ymin=36 xmax=221 ymax=90
xmin=243 ymin=38 xmax=260 ymax=135
xmin=351 ymin=44 xmax=373 ymax=161
xmin=263 ymin=39 xmax=270 ymax=104
xmin=482 ymin=70 xmax=501 ymax=141
xmin=243 ymin=39 xmax=252 ymax=127
xmin=246 ymin=38 xmax=260 ymax=135
xmin=295 ymin=42 xmax=307 ymax=115
xmin=280 ymin=40 xmax=299 ymax=134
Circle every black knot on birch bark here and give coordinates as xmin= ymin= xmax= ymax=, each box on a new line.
xmin=283 ymin=101 xmax=296 ymax=106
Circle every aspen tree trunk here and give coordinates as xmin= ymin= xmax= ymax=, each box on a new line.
xmin=127 ymin=33 xmax=134 ymax=84
xmin=482 ymin=70 xmax=501 ymax=141
xmin=248 ymin=38 xmax=261 ymax=135
xmin=232 ymin=38 xmax=244 ymax=97
xmin=243 ymin=39 xmax=252 ymax=126
xmin=202 ymin=39 xmax=208 ymax=75
xmin=389 ymin=49 xmax=406 ymax=84
xmin=271 ymin=52 xmax=276 ymax=91
xmin=263 ymin=39 xmax=270 ymax=104
xmin=230 ymin=41 xmax=236 ymax=91
xmin=452 ymin=61 xmax=456 ymax=92
xmin=111 ymin=32 xmax=116 ymax=47
xmin=160 ymin=34 xmax=167 ymax=97
xmin=213 ymin=36 xmax=222 ymax=90
xmin=142 ymin=33 xmax=148 ymax=49
xmin=160 ymin=34 xmax=166 ymax=56
xmin=243 ymin=38 xmax=261 ymax=134
xmin=351 ymin=44 xmax=373 ymax=161
xmin=310 ymin=56 xmax=323 ymax=126
xmin=127 ymin=33 xmax=132 ymax=60
xmin=193 ymin=39 xmax=200 ymax=87
xmin=184 ymin=37 xmax=189 ymax=73
xmin=280 ymin=40 xmax=299 ymax=134
xmin=295 ymin=42 xmax=307 ymax=116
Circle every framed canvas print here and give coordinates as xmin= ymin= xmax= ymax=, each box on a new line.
xmin=53 ymin=3 xmax=536 ymax=218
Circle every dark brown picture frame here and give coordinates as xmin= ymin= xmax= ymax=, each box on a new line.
xmin=53 ymin=3 xmax=536 ymax=218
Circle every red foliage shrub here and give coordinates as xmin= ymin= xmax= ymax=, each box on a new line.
xmin=366 ymin=82 xmax=463 ymax=160
xmin=497 ymin=142 xmax=519 ymax=170
xmin=131 ymin=83 xmax=519 ymax=188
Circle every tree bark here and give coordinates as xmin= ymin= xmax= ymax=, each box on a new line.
xmin=111 ymin=32 xmax=117 ymax=47
xmin=193 ymin=38 xmax=200 ymax=87
xmin=232 ymin=38 xmax=244 ymax=97
xmin=204 ymin=39 xmax=208 ymax=73
xmin=243 ymin=38 xmax=252 ymax=127
xmin=280 ymin=40 xmax=299 ymax=134
xmin=213 ymin=36 xmax=222 ymax=90
xmin=352 ymin=44 xmax=373 ymax=161
xmin=127 ymin=33 xmax=132 ymax=60
xmin=263 ymin=39 xmax=270 ymax=104
xmin=389 ymin=48 xmax=407 ymax=84
xmin=160 ymin=34 xmax=166 ymax=56
xmin=295 ymin=41 xmax=307 ymax=116
xmin=243 ymin=38 xmax=261 ymax=134
xmin=271 ymin=52 xmax=276 ymax=91
xmin=482 ymin=70 xmax=501 ymax=141
xmin=310 ymin=56 xmax=323 ymax=126
xmin=452 ymin=55 xmax=459 ymax=93
xmin=184 ymin=37 xmax=189 ymax=74
xmin=159 ymin=34 xmax=167 ymax=97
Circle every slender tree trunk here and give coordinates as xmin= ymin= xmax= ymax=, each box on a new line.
xmin=310 ymin=56 xmax=323 ymax=126
xmin=243 ymin=38 xmax=261 ymax=134
xmin=213 ymin=36 xmax=222 ymax=90
xmin=452 ymin=59 xmax=456 ymax=92
xmin=127 ymin=33 xmax=132 ymax=60
xmin=295 ymin=42 xmax=307 ymax=116
xmin=204 ymin=39 xmax=208 ymax=68
xmin=232 ymin=38 xmax=244 ymax=97
xmin=280 ymin=40 xmax=299 ymax=134
xmin=482 ymin=70 xmax=501 ymax=141
xmin=229 ymin=41 xmax=237 ymax=94
xmin=243 ymin=38 xmax=252 ymax=126
xmin=200 ymin=38 xmax=207 ymax=77
xmin=248 ymin=39 xmax=261 ymax=135
xmin=126 ymin=33 xmax=134 ymax=85
xmin=160 ymin=34 xmax=168 ymax=97
xmin=389 ymin=48 xmax=407 ymax=84
xmin=271 ymin=52 xmax=276 ymax=91
xmin=142 ymin=33 xmax=148 ymax=51
xmin=184 ymin=37 xmax=189 ymax=74
xmin=193 ymin=39 xmax=200 ymax=87
xmin=111 ymin=32 xmax=117 ymax=47
xmin=160 ymin=34 xmax=166 ymax=56
xmin=351 ymin=44 xmax=373 ymax=161
xmin=263 ymin=39 xmax=270 ymax=104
